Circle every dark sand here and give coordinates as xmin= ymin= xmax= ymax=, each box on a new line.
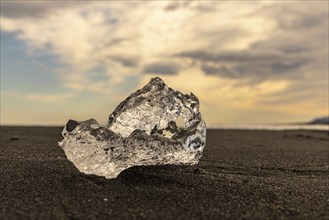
xmin=1 ymin=127 xmax=328 ymax=219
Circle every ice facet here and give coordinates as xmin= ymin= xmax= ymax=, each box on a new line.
xmin=59 ymin=77 xmax=206 ymax=179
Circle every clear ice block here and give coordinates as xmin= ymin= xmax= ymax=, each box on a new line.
xmin=59 ymin=77 xmax=206 ymax=179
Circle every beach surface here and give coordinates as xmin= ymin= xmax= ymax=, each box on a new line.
xmin=1 ymin=126 xmax=328 ymax=219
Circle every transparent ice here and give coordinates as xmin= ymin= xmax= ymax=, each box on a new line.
xmin=59 ymin=77 xmax=206 ymax=179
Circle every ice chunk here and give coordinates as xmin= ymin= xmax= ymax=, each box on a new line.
xmin=59 ymin=77 xmax=206 ymax=179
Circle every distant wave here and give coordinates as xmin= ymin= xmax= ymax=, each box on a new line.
xmin=209 ymin=124 xmax=329 ymax=131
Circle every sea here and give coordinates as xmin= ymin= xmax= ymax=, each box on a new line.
xmin=210 ymin=124 xmax=329 ymax=131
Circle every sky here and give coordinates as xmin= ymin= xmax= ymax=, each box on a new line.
xmin=0 ymin=1 xmax=328 ymax=126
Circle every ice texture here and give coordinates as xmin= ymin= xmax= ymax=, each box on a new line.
xmin=59 ymin=77 xmax=206 ymax=179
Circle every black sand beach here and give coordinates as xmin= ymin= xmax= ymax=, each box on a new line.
xmin=1 ymin=126 xmax=328 ymax=219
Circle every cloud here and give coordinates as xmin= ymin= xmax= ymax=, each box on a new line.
xmin=0 ymin=1 xmax=87 ymax=18
xmin=107 ymin=55 xmax=138 ymax=68
xmin=0 ymin=1 xmax=272 ymax=80
xmin=175 ymin=1 xmax=327 ymax=85
xmin=10 ymin=92 xmax=76 ymax=102
xmin=1 ymin=1 xmax=327 ymax=123
xmin=179 ymin=50 xmax=309 ymax=82
xmin=164 ymin=1 xmax=191 ymax=11
xmin=143 ymin=62 xmax=180 ymax=75
xmin=178 ymin=50 xmax=282 ymax=63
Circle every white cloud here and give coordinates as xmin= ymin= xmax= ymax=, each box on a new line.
xmin=1 ymin=1 xmax=328 ymax=124
xmin=10 ymin=92 xmax=76 ymax=102
xmin=0 ymin=2 xmax=276 ymax=88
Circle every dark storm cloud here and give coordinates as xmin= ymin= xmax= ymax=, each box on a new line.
xmin=201 ymin=62 xmax=307 ymax=81
xmin=0 ymin=1 xmax=88 ymax=18
xmin=250 ymin=6 xmax=328 ymax=55
xmin=179 ymin=49 xmax=310 ymax=81
xmin=281 ymin=13 xmax=327 ymax=29
xmin=108 ymin=55 xmax=138 ymax=68
xmin=273 ymin=5 xmax=328 ymax=30
xmin=201 ymin=65 xmax=237 ymax=78
xmin=1 ymin=2 xmax=48 ymax=18
xmin=143 ymin=63 xmax=180 ymax=75
xmin=254 ymin=2 xmax=328 ymax=53
xmin=164 ymin=1 xmax=192 ymax=11
xmin=164 ymin=1 xmax=219 ymax=12
xmin=164 ymin=3 xmax=180 ymax=11
xmin=104 ymin=38 xmax=129 ymax=47
xmin=177 ymin=2 xmax=327 ymax=82
xmin=179 ymin=50 xmax=283 ymax=63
